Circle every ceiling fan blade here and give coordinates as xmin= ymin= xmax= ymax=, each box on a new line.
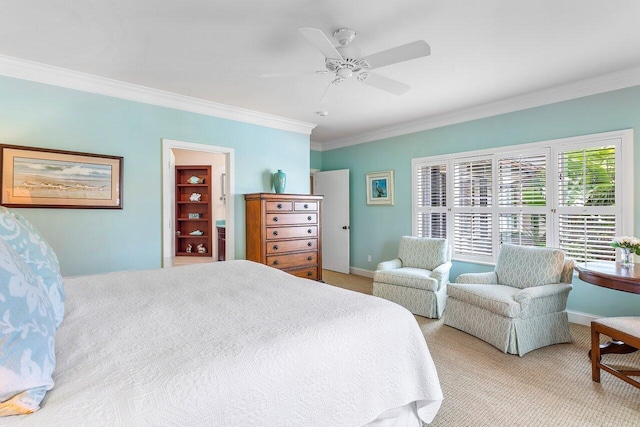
xmin=259 ymin=70 xmax=329 ymax=78
xmin=298 ymin=27 xmax=344 ymax=60
xmin=359 ymin=72 xmax=410 ymax=95
xmin=363 ymin=40 xmax=431 ymax=70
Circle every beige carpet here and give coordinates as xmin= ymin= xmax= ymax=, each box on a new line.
xmin=322 ymin=270 xmax=640 ymax=427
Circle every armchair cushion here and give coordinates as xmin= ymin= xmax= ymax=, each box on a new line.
xmin=455 ymin=271 xmax=498 ymax=285
xmin=397 ymin=236 xmax=448 ymax=271
xmin=447 ymin=283 xmax=521 ymax=317
xmin=495 ymin=244 xmax=565 ymax=289
xmin=373 ymin=267 xmax=439 ymax=292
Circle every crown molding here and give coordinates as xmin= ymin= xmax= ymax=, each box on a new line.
xmin=0 ymin=54 xmax=317 ymax=136
xmin=319 ymin=65 xmax=640 ymax=151
xmin=310 ymin=140 xmax=323 ymax=151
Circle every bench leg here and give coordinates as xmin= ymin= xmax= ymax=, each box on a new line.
xmin=591 ymin=326 xmax=601 ymax=383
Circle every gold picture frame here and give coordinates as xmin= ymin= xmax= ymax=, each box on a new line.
xmin=366 ymin=170 xmax=395 ymax=206
xmin=0 ymin=144 xmax=123 ymax=209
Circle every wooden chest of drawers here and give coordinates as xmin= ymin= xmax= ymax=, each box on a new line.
xmin=245 ymin=193 xmax=323 ymax=281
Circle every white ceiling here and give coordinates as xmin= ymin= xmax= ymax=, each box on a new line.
xmin=1 ymin=0 xmax=640 ymax=148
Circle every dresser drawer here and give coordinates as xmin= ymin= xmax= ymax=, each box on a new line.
xmin=267 ymin=251 xmax=317 ymax=269
xmin=267 ymin=226 xmax=317 ymax=240
xmin=286 ymin=267 xmax=318 ymax=280
xmin=266 ymin=239 xmax=317 ymax=254
xmin=266 ymin=201 xmax=293 ymax=212
xmin=267 ymin=213 xmax=317 ymax=226
xmin=294 ymin=201 xmax=318 ymax=212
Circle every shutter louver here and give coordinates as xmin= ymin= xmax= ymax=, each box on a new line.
xmin=557 ymin=145 xmax=617 ymax=262
xmin=454 ymin=159 xmax=492 ymax=207
xmin=499 ymin=213 xmax=547 ymax=246
xmin=498 ymin=153 xmax=546 ymax=206
xmin=452 ymin=158 xmax=492 ymax=259
xmin=559 ymin=146 xmax=615 ymax=207
xmin=497 ymin=151 xmax=548 ymax=247
xmin=558 ymin=214 xmax=616 ymax=262
xmin=415 ymin=164 xmax=447 ymax=239
xmin=454 ymin=213 xmax=492 ymax=256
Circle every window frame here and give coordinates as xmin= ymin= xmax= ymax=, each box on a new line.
xmin=411 ymin=129 xmax=634 ymax=265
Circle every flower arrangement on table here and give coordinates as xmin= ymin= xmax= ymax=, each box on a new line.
xmin=611 ymin=236 xmax=640 ymax=265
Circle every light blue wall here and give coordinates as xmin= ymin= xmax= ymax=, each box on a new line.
xmin=0 ymin=75 xmax=310 ymax=276
xmin=310 ymin=150 xmax=322 ymax=170
xmin=321 ymin=85 xmax=640 ymax=317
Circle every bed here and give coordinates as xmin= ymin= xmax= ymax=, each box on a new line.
xmin=2 ymin=257 xmax=442 ymax=425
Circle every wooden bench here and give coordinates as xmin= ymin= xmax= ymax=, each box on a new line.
xmin=591 ymin=317 xmax=640 ymax=389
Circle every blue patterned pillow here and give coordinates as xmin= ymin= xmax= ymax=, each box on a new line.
xmin=0 ymin=207 xmax=64 ymax=327
xmin=0 ymin=237 xmax=56 ymax=416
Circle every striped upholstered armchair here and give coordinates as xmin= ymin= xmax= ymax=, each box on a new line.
xmin=444 ymin=244 xmax=574 ymax=356
xmin=373 ymin=236 xmax=451 ymax=319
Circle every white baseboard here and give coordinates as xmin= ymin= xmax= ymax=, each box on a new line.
xmin=349 ymin=267 xmax=374 ymax=278
xmin=347 ymin=266 xmax=598 ymax=326
xmin=567 ymin=310 xmax=599 ymax=327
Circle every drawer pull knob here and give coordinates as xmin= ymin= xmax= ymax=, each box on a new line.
xmin=273 ymin=260 xmax=279 ymax=266
xmin=307 ymin=216 xmax=312 ymax=221
xmin=307 ymin=242 xmax=312 ymax=247
xmin=307 ymin=256 xmax=313 ymax=261
xmin=273 ymin=231 xmax=278 ymax=236
xmin=273 ymin=217 xmax=278 ymax=222
xmin=304 ymin=204 xmax=308 ymax=209
xmin=307 ymin=229 xmax=312 ymax=234
xmin=277 ymin=203 xmax=282 ymax=209
xmin=307 ymin=271 xmax=313 ymax=276
xmin=273 ymin=245 xmax=279 ymax=250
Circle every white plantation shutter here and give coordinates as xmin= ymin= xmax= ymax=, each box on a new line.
xmin=558 ymin=214 xmax=616 ymax=262
xmin=499 ymin=213 xmax=547 ymax=246
xmin=557 ymin=145 xmax=617 ymax=262
xmin=452 ymin=157 xmax=492 ymax=261
xmin=415 ymin=163 xmax=447 ymax=239
xmin=453 ymin=159 xmax=492 ymax=207
xmin=454 ymin=213 xmax=492 ymax=256
xmin=411 ymin=131 xmax=630 ymax=264
xmin=498 ymin=151 xmax=548 ymax=247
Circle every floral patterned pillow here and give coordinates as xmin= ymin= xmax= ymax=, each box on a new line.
xmin=0 ymin=207 xmax=64 ymax=327
xmin=0 ymin=237 xmax=56 ymax=416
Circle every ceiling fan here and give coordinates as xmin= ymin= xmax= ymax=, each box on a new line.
xmin=262 ymin=27 xmax=431 ymax=101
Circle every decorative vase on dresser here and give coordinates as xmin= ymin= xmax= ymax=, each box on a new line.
xmin=273 ymin=169 xmax=286 ymax=194
xmin=245 ymin=193 xmax=323 ymax=280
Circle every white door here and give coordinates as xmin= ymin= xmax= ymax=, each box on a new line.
xmin=313 ymin=170 xmax=350 ymax=273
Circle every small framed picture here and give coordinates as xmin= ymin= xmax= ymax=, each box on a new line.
xmin=366 ymin=170 xmax=394 ymax=206
xmin=188 ymin=212 xmax=202 ymax=219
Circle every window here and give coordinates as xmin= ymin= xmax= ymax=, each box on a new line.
xmin=498 ymin=151 xmax=548 ymax=247
xmin=557 ymin=144 xmax=617 ymax=262
xmin=414 ymin=163 xmax=447 ymax=239
xmin=452 ymin=157 xmax=493 ymax=260
xmin=412 ymin=130 xmax=633 ymax=264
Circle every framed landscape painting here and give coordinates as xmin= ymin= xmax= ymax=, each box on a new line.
xmin=0 ymin=145 xmax=123 ymax=209
xmin=366 ymin=170 xmax=394 ymax=206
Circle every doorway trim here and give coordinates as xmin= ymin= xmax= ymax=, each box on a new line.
xmin=161 ymin=138 xmax=235 ymax=266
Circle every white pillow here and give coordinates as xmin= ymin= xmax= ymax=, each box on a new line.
xmin=0 ymin=207 xmax=64 ymax=327
xmin=0 ymin=237 xmax=56 ymax=416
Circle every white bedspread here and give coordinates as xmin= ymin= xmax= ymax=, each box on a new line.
xmin=7 ymin=260 xmax=442 ymax=426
